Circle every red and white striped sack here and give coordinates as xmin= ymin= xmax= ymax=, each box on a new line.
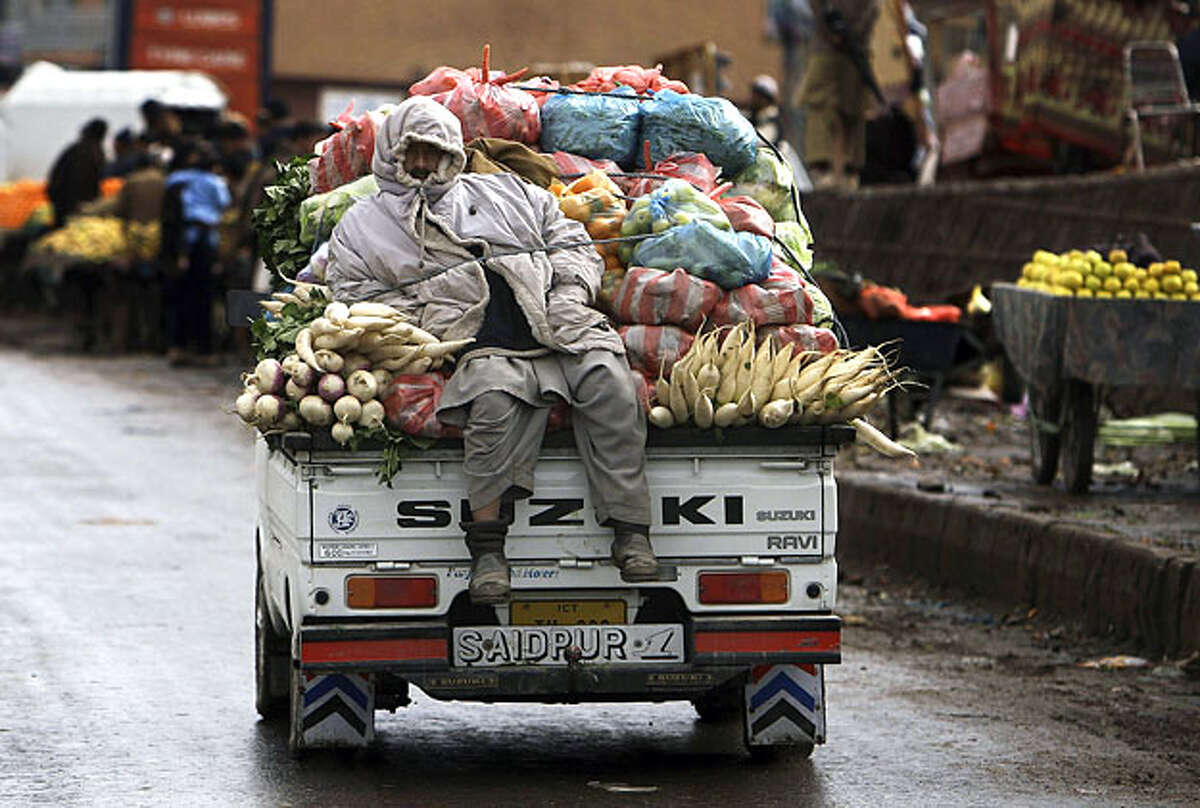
xmin=618 ymin=324 xmax=695 ymax=379
xmin=611 ymin=267 xmax=722 ymax=331
xmin=759 ymin=324 xmax=839 ymax=357
xmin=710 ymin=263 xmax=813 ymax=327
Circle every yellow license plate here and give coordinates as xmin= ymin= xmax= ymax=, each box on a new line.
xmin=510 ymin=600 xmax=627 ymax=626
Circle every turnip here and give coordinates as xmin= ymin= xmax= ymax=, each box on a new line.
xmin=341 ymin=354 xmax=372 ymax=376
xmin=279 ymin=412 xmax=301 ymax=431
xmin=648 ymin=406 xmax=675 ymax=428
xmin=371 ymin=369 xmax=394 ymax=392
xmin=281 ymin=353 xmax=303 ymax=377
xmin=284 ymin=378 xmax=308 ymax=401
xmin=235 ymin=391 xmax=259 ymax=424
xmin=298 ymin=395 xmax=333 ymax=426
xmin=359 ymin=399 xmax=385 ymax=430
xmin=333 ymin=395 xmax=363 ymax=425
xmin=241 ymin=376 xmax=262 ymax=397
xmin=254 ymin=359 xmax=285 ymax=395
xmin=317 ymin=373 xmax=346 ymax=403
xmin=289 ymin=362 xmax=315 ymax=389
xmin=330 ymin=421 xmax=355 ymax=445
xmin=314 ymin=349 xmax=344 ymax=374
xmin=346 ymin=369 xmax=378 ymax=402
xmin=254 ymin=394 xmax=284 ymax=426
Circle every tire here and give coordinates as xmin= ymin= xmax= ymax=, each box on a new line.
xmin=1027 ymin=388 xmax=1062 ymax=485
xmin=255 ymin=559 xmax=290 ymax=720
xmin=691 ymin=681 xmax=743 ymax=724
xmin=1061 ymin=381 xmax=1097 ymax=495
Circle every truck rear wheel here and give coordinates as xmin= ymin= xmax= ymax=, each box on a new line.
xmin=255 ymin=561 xmax=289 ymax=720
xmin=691 ymin=680 xmax=743 ymax=723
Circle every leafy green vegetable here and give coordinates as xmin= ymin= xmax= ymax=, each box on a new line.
xmin=251 ymin=157 xmax=313 ymax=288
xmin=250 ymin=291 xmax=328 ymax=361
xmin=299 ymin=175 xmax=379 ymax=247
xmin=352 ymin=427 xmax=436 ymax=487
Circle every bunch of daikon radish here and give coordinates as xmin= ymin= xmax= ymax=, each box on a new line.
xmin=646 ymin=322 xmax=916 ymax=458
xmin=236 ymin=287 xmax=472 ymax=445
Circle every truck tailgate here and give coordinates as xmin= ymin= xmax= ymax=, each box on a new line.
xmin=299 ymin=448 xmax=839 ymax=563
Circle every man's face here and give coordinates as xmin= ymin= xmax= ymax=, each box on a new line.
xmin=404 ymin=140 xmax=447 ymax=181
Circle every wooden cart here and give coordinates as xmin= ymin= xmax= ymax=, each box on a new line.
xmin=992 ymin=283 xmax=1200 ymax=493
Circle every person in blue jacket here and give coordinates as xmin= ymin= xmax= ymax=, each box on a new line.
xmin=162 ymin=141 xmax=231 ymax=366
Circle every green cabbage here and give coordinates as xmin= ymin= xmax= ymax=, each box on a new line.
xmin=729 ymin=148 xmax=797 ymax=222
xmin=299 ymin=174 xmax=379 ymax=248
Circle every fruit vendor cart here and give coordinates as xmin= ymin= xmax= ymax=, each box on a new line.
xmin=991 ymin=282 xmax=1200 ymax=493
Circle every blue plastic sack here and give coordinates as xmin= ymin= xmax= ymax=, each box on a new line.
xmin=631 ymin=221 xmax=773 ymax=290
xmin=539 ymin=87 xmax=642 ymax=169
xmin=640 ymin=90 xmax=759 ymax=176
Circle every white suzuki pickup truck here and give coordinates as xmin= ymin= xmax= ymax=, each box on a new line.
xmin=254 ymin=425 xmax=850 ymax=757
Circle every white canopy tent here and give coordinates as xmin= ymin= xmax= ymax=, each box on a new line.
xmin=0 ymin=61 xmax=227 ymax=182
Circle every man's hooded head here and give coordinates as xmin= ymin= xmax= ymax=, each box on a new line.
xmin=372 ymin=97 xmax=466 ymax=196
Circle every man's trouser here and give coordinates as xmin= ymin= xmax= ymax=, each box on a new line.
xmin=461 ymin=350 xmax=651 ymax=527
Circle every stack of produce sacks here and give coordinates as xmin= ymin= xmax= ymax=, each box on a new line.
xmin=246 ymin=53 xmax=884 ymax=461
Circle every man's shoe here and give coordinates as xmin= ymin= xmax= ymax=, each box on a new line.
xmin=611 ymin=531 xmax=660 ymax=581
xmin=469 ymin=551 xmax=510 ymax=604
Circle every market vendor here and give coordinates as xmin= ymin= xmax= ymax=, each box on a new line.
xmin=326 ymin=97 xmax=658 ymax=604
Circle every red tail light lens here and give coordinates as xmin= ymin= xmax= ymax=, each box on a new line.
xmin=698 ymin=571 xmax=789 ymax=604
xmin=346 ymin=576 xmax=438 ymax=608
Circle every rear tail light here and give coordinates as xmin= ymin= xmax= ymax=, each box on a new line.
xmin=346 ymin=575 xmax=438 ymax=609
xmin=698 ymin=571 xmax=789 ymax=604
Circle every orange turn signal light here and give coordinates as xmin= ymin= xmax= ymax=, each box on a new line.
xmin=698 ymin=571 xmax=789 ymax=605
xmin=346 ymin=575 xmax=438 ymax=609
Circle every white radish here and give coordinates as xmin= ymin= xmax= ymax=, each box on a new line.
xmin=654 ymin=374 xmax=670 ymax=406
xmin=317 ymin=373 xmax=347 ymax=403
xmin=324 ymin=301 xmax=350 ymax=324
xmin=415 ymin=338 xmax=474 ymax=359
xmin=736 ymin=388 xmax=757 ymax=418
xmin=359 ymin=399 xmax=386 ymax=430
xmin=367 ymin=342 xmax=420 ymax=362
xmin=713 ymin=402 xmax=739 ymax=428
xmin=681 ymin=365 xmax=700 ymax=408
xmin=254 ymin=358 xmax=286 ymax=395
xmin=272 ymin=291 xmax=301 ymax=305
xmin=259 ymin=300 xmax=284 ymax=315
xmin=648 ymin=406 xmax=675 ymax=428
xmin=401 ymin=356 xmax=434 ymax=375
xmin=383 ymin=322 xmax=438 ymax=344
xmin=668 ymin=370 xmax=690 ymax=425
xmin=693 ymin=393 xmax=714 ymax=428
xmin=295 ymin=328 xmax=320 ymax=372
xmin=298 ymin=395 xmax=333 ymax=426
xmin=341 ymin=353 xmax=371 ymax=375
xmin=314 ymin=349 xmax=344 ymax=374
xmin=254 ymin=394 xmax=284 ymax=426
xmin=235 ymin=391 xmax=259 ymax=424
xmin=330 ymin=421 xmax=355 ymax=445
xmin=696 ymin=362 xmax=720 ymax=395
xmin=333 ymin=395 xmax=363 ymax=424
xmin=349 ymin=301 xmax=404 ymax=319
xmin=346 ymin=315 xmax=397 ymax=332
xmin=308 ymin=317 xmax=342 ymax=337
xmin=313 ymin=330 xmax=363 ymax=351
xmin=750 ymin=343 xmax=775 ymax=408
xmin=346 ymin=369 xmax=378 ymax=402
xmin=758 ymin=398 xmax=794 ymax=428
xmin=851 ymin=417 xmax=917 ymax=458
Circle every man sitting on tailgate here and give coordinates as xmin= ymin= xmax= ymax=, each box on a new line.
xmin=326 ymin=97 xmax=658 ymax=604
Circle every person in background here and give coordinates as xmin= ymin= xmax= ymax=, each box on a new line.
xmin=744 ymin=74 xmax=810 ymax=188
xmin=256 ymin=99 xmax=294 ymax=161
xmin=799 ymin=0 xmax=880 ymax=189
xmin=139 ymin=99 xmax=182 ymax=167
xmin=162 ymin=142 xmax=231 ymax=366
xmin=766 ymin=0 xmax=815 ymax=154
xmin=46 ymin=118 xmax=107 ymax=228
xmin=106 ymin=128 xmax=141 ymax=178
xmin=110 ymin=152 xmax=167 ymax=351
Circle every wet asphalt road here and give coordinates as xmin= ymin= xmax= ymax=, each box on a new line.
xmin=0 ymin=349 xmax=1189 ymax=807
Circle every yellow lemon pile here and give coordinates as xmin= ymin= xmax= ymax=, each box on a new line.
xmin=1018 ymin=249 xmax=1199 ymax=301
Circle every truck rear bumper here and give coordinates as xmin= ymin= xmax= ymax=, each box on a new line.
xmin=298 ymin=615 xmax=839 ymax=701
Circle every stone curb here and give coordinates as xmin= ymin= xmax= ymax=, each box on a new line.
xmin=837 ymin=474 xmax=1200 ymax=656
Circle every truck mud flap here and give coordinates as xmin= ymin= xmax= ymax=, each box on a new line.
xmin=745 ymin=664 xmax=826 ymax=747
xmin=297 ymin=672 xmax=375 ymax=749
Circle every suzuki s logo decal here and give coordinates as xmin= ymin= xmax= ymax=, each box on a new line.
xmin=328 ymin=505 xmax=359 ymax=534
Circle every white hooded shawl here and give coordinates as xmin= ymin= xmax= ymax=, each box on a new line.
xmin=326 ymin=97 xmax=623 ymax=358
